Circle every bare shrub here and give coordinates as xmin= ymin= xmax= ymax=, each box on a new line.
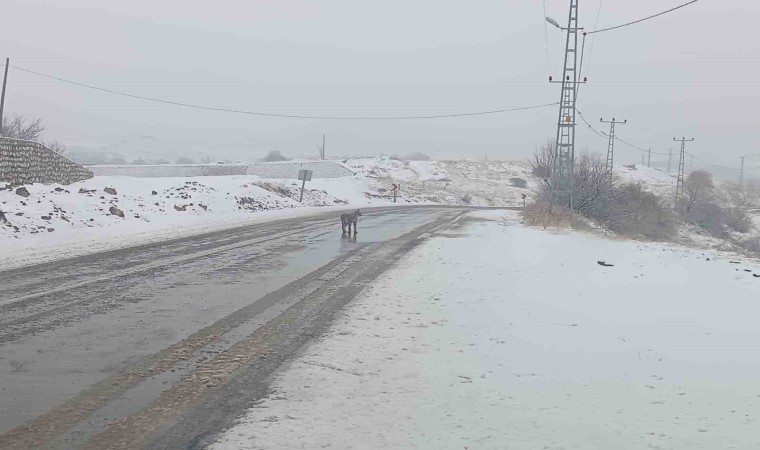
xmin=684 ymin=170 xmax=714 ymax=212
xmin=461 ymin=194 xmax=473 ymax=204
xmin=726 ymin=206 xmax=752 ymax=233
xmin=43 ymin=140 xmax=67 ymax=156
xmin=686 ymin=201 xmax=728 ymax=237
xmin=738 ymin=238 xmax=760 ymax=254
xmin=509 ymin=177 xmax=528 ymax=188
xmin=530 ymin=141 xmax=611 ymax=213
xmin=1 ymin=114 xmax=45 ymax=141
xmin=604 ymin=183 xmax=675 ymax=239
xmin=523 ymin=199 xmax=573 ymax=228
xmin=262 ymin=150 xmax=289 ymax=162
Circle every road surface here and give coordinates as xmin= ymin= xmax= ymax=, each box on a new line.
xmin=0 ymin=206 xmax=486 ymax=449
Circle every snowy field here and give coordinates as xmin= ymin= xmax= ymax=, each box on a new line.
xmin=213 ymin=210 xmax=760 ymax=450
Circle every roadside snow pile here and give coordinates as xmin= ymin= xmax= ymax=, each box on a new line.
xmin=212 ymin=210 xmax=760 ymax=450
xmin=0 ymin=175 xmax=352 ymax=241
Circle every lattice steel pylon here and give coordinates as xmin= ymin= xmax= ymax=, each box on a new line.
xmin=548 ymin=0 xmax=586 ymax=210
xmin=673 ymin=137 xmax=694 ymax=211
xmin=601 ymin=117 xmax=627 ymax=178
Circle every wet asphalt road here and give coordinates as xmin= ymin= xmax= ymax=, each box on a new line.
xmin=0 ymin=206 xmax=486 ymax=449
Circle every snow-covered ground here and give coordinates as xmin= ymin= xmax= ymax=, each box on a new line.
xmin=346 ymin=157 xmax=534 ymax=207
xmin=616 ymin=164 xmax=677 ymax=198
xmin=212 ymin=210 xmax=760 ymax=450
xmin=0 ymin=174 xmax=386 ymax=269
xmin=1 ymin=158 xmax=539 ymax=268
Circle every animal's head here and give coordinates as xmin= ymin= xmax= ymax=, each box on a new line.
xmin=355 ymin=209 xmax=363 ymax=216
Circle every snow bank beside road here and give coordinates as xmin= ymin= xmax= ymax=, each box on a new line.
xmin=213 ymin=211 xmax=760 ymax=450
xmin=0 ymin=174 xmax=387 ymax=269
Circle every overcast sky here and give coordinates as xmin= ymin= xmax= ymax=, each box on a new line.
xmin=1 ymin=0 xmax=758 ymax=170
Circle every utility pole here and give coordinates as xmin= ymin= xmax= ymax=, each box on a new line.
xmin=0 ymin=58 xmax=9 ymax=135
xmin=321 ymin=134 xmax=326 ymax=160
xmin=740 ymin=156 xmax=745 ymax=186
xmin=547 ymin=0 xmax=586 ymax=210
xmin=600 ymin=117 xmax=627 ymax=177
xmin=673 ymin=137 xmax=694 ymax=211
xmin=648 ymin=147 xmax=652 ymax=168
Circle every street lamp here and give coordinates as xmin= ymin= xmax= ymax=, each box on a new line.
xmin=546 ymin=16 xmax=562 ymax=30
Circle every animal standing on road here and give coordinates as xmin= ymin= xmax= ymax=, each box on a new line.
xmin=341 ymin=209 xmax=362 ymax=236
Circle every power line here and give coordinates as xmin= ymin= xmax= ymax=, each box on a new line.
xmin=685 ymin=153 xmax=740 ymax=172
xmin=576 ymin=109 xmax=609 ymax=139
xmin=542 ymin=0 xmax=552 ymax=79
xmin=584 ymin=0 xmax=604 ymax=67
xmin=615 ymin=136 xmax=669 ymax=156
xmin=10 ymin=64 xmax=558 ymax=120
xmin=586 ymin=0 xmax=700 ymax=35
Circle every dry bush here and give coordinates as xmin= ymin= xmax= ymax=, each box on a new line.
xmin=262 ymin=150 xmax=289 ymax=162
xmin=43 ymin=140 xmax=68 ymax=155
xmin=509 ymin=177 xmax=528 ymax=188
xmin=604 ymin=183 xmax=675 ymax=240
xmin=685 ymin=201 xmax=728 ymax=237
xmin=727 ymin=206 xmax=752 ymax=233
xmin=523 ymin=199 xmax=573 ymax=228
xmin=530 ymin=141 xmax=612 ymax=213
xmin=684 ymin=170 xmax=714 ymax=212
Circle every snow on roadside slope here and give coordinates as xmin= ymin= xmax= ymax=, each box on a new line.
xmin=212 ymin=211 xmax=760 ymax=450
xmin=0 ymin=174 xmax=383 ymax=269
xmin=346 ymin=157 xmax=534 ymax=206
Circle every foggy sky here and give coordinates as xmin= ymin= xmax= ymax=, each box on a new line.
xmin=2 ymin=0 xmax=758 ymax=173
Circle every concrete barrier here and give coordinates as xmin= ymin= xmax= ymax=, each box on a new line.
xmin=246 ymin=161 xmax=354 ymax=179
xmin=88 ymin=164 xmax=249 ymax=177
xmin=87 ymin=160 xmax=354 ymax=179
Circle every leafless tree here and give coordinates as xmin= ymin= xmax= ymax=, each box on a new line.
xmin=176 ymin=156 xmax=196 ymax=164
xmin=530 ymin=140 xmax=556 ymax=191
xmin=1 ymin=114 xmax=45 ymax=141
xmin=262 ymin=150 xmax=289 ymax=162
xmin=684 ymin=170 xmax=714 ymax=212
xmin=43 ymin=140 xmax=68 ymax=156
xmin=530 ymin=140 xmax=612 ymax=213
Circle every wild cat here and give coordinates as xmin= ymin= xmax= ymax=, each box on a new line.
xmin=340 ymin=209 xmax=362 ymax=235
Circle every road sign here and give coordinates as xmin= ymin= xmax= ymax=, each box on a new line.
xmin=391 ymin=183 xmax=398 ymax=191
xmin=298 ymin=169 xmax=313 ymax=202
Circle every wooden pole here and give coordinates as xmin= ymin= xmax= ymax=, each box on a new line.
xmin=0 ymin=58 xmax=9 ymax=135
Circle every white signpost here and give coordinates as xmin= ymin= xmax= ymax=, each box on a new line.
xmin=298 ymin=169 xmax=313 ymax=203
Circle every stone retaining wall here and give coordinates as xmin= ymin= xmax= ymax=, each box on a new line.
xmin=0 ymin=138 xmax=94 ymax=186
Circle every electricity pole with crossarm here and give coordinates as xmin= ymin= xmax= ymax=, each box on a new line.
xmin=546 ymin=0 xmax=587 ymax=210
